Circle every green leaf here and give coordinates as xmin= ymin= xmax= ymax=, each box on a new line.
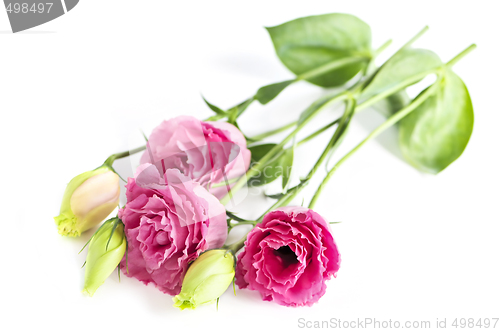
xmin=255 ymin=80 xmax=294 ymax=104
xmin=266 ymin=13 xmax=372 ymax=87
xmin=399 ymin=69 xmax=474 ymax=174
xmin=372 ymin=90 xmax=411 ymax=117
xmin=248 ymin=144 xmax=285 ymax=186
xmin=265 ymin=192 xmax=286 ymax=200
xmin=281 ymin=147 xmax=294 ymax=190
xmin=202 ymin=96 xmax=226 ymax=115
xmin=361 ymin=48 xmax=443 ymax=100
xmin=249 ymin=143 xmax=277 ymax=162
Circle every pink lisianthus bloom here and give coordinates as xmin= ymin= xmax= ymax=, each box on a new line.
xmin=235 ymin=206 xmax=340 ymax=307
xmin=119 ymin=164 xmax=227 ymax=295
xmin=140 ymin=116 xmax=251 ymax=199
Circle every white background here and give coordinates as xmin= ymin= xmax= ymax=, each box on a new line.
xmin=1 ymin=1 xmax=499 ymax=331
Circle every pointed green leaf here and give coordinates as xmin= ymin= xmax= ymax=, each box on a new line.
xmin=399 ymin=69 xmax=474 ymax=174
xmin=255 ymin=80 xmax=294 ymax=104
xmin=265 ymin=192 xmax=285 ymax=200
xmin=247 ymin=144 xmax=284 ymax=186
xmin=249 ymin=143 xmax=277 ymax=162
xmin=267 ymin=13 xmax=372 ymax=87
xmin=236 ymin=97 xmax=254 ymax=117
xmin=202 ymin=96 xmax=226 ymax=115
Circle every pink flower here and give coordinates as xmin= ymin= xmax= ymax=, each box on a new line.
xmin=235 ymin=206 xmax=340 ymax=307
xmin=140 ymin=116 xmax=251 ymax=199
xmin=119 ymin=165 xmax=227 ymax=295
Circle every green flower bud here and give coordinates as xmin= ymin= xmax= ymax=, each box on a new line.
xmin=54 ymin=165 xmax=120 ymax=237
xmin=173 ymin=249 xmax=235 ymax=310
xmin=82 ymin=218 xmax=127 ymax=296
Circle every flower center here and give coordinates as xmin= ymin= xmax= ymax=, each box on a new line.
xmin=155 ymin=230 xmax=170 ymax=246
xmin=273 ymin=246 xmax=298 ymax=268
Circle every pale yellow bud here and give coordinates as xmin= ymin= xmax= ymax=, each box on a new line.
xmin=55 ymin=166 xmax=120 ymax=237
xmin=173 ymin=249 xmax=235 ymax=310
xmin=83 ymin=218 xmax=127 ymax=296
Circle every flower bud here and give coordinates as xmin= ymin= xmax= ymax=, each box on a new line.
xmin=82 ymin=218 xmax=127 ymax=296
xmin=54 ymin=165 xmax=120 ymax=237
xmin=173 ymin=249 xmax=235 ymax=310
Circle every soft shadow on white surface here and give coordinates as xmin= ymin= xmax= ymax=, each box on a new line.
xmin=353 ymin=108 xmax=406 ymax=163
xmin=208 ymin=53 xmax=286 ymax=81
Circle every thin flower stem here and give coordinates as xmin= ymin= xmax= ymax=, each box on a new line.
xmin=219 ymin=92 xmax=350 ymax=205
xmin=307 ymin=45 xmax=478 ymax=209
xmin=374 ymin=39 xmax=393 ymax=57
xmin=296 ymin=56 xmax=370 ymax=81
xmin=401 ymin=26 xmax=429 ymax=49
xmin=219 ymin=34 xmax=425 ymax=251
xmin=221 ymin=32 xmax=436 ymax=210
xmin=446 ymin=44 xmax=477 ymax=68
xmin=258 ymin=98 xmax=356 ymax=220
xmin=227 ymin=221 xmax=257 ymax=233
xmin=355 ymin=68 xmax=438 ymax=112
xmin=296 ymin=119 xmax=340 ymax=147
xmin=296 ymin=40 xmax=391 ymax=83
xmin=250 ymin=32 xmax=438 ymax=215
xmin=308 ymin=82 xmax=439 ymax=209
xmin=224 ymin=34 xmax=475 ymax=255
xmin=248 ymin=121 xmax=297 ymax=141
xmin=104 ymin=145 xmax=147 ymax=166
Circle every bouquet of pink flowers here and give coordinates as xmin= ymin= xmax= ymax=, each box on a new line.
xmin=54 ymin=13 xmax=475 ymax=309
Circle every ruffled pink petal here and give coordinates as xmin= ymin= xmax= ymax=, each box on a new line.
xmin=235 ymin=206 xmax=341 ymax=307
xmin=120 ymin=168 xmax=227 ymax=296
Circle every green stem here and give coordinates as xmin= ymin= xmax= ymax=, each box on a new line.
xmin=248 ymin=121 xmax=297 ymax=141
xmin=374 ymin=39 xmax=393 ymax=57
xmin=226 ymin=34 xmax=429 ymax=215
xmin=210 ymin=176 xmax=240 ymax=188
xmin=104 ymin=145 xmax=147 ymax=166
xmin=308 ymin=82 xmax=439 ymax=209
xmin=303 ymin=98 xmax=356 ymax=183
xmin=225 ymin=37 xmax=476 ymax=253
xmin=219 ymin=92 xmax=349 ymax=205
xmin=296 ymin=56 xmax=369 ymax=81
xmin=401 ymin=26 xmax=429 ymax=49
xmin=355 ymin=68 xmax=438 ymax=111
xmin=446 ymin=44 xmax=477 ymax=68
xmin=355 ymin=43 xmax=477 ymax=115
xmin=297 ymin=119 xmax=340 ymax=147
xmin=258 ymin=98 xmax=356 ymax=220
xmin=227 ymin=221 xmax=257 ymax=234
xmin=306 ymin=44 xmax=478 ymax=208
